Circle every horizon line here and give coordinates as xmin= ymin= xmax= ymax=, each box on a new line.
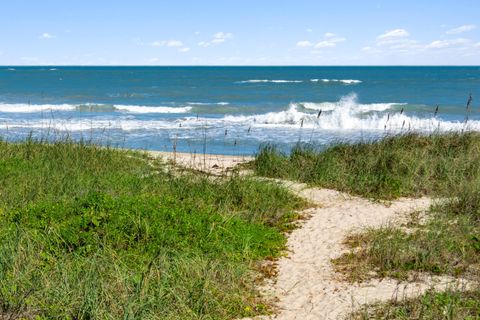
xmin=1 ymin=64 xmax=480 ymax=68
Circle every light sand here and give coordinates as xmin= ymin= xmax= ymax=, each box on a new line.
xmin=147 ymin=151 xmax=253 ymax=175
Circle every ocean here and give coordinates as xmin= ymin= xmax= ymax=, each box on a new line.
xmin=0 ymin=66 xmax=479 ymax=155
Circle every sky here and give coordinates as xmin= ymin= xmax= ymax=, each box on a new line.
xmin=1 ymin=0 xmax=479 ymax=65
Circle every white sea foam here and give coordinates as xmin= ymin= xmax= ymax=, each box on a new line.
xmin=295 ymin=96 xmax=404 ymax=113
xmin=0 ymin=103 xmax=192 ymax=114
xmin=311 ymin=79 xmax=362 ymax=84
xmin=187 ymin=102 xmax=230 ymax=106
xmin=0 ymin=103 xmax=76 ymax=113
xmin=0 ymin=118 xmax=185 ymax=132
xmin=113 ymin=105 xmax=192 ymax=113
xmin=7 ymin=68 xmax=15 ymax=71
xmin=238 ymin=79 xmax=303 ymax=83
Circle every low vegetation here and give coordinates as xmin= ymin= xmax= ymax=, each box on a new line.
xmin=349 ymin=289 xmax=480 ymax=320
xmin=254 ymin=132 xmax=480 ymax=200
xmin=0 ymin=138 xmax=305 ymax=319
xmin=254 ymin=132 xmax=480 ymax=319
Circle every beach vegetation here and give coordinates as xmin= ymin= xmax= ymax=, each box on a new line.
xmin=0 ymin=138 xmax=305 ymax=319
xmin=253 ymin=132 xmax=480 ymax=319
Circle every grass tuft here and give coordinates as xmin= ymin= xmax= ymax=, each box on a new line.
xmin=349 ymin=289 xmax=480 ymax=320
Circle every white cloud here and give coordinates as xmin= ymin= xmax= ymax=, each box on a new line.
xmin=150 ymin=40 xmax=184 ymax=48
xmin=39 ymin=33 xmax=55 ymax=39
xmin=198 ymin=32 xmax=233 ymax=47
xmin=314 ymin=37 xmax=345 ymax=49
xmin=376 ymin=29 xmax=409 ymax=45
xmin=426 ymin=38 xmax=470 ymax=49
xmin=446 ymin=24 xmax=476 ymax=35
xmin=179 ymin=47 xmax=191 ymax=53
xmin=371 ymin=28 xmax=422 ymax=52
xmin=306 ymin=28 xmax=313 ymax=33
xmin=214 ymin=32 xmax=232 ymax=40
xmin=315 ymin=41 xmax=336 ymax=49
xmin=149 ymin=58 xmax=160 ymax=63
xmin=297 ymin=33 xmax=345 ymax=50
xmin=166 ymin=40 xmax=184 ymax=47
xmin=296 ymin=41 xmax=313 ymax=48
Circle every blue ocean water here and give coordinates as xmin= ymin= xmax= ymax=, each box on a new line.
xmin=0 ymin=66 xmax=479 ymax=155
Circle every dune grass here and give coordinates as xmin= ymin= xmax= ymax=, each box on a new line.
xmin=254 ymin=132 xmax=480 ymax=200
xmin=254 ymin=132 xmax=480 ymax=319
xmin=349 ymin=289 xmax=480 ymax=320
xmin=0 ymin=139 xmax=305 ymax=319
xmin=332 ymin=200 xmax=480 ymax=282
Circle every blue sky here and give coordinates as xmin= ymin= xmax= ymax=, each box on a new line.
xmin=1 ymin=0 xmax=479 ymax=65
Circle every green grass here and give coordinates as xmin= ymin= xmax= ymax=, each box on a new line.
xmin=350 ymin=290 xmax=480 ymax=320
xmin=332 ymin=204 xmax=480 ymax=281
xmin=254 ymin=132 xmax=480 ymax=200
xmin=0 ymin=139 xmax=306 ymax=319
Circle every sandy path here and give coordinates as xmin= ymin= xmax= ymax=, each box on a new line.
xmin=256 ymin=182 xmax=474 ymax=320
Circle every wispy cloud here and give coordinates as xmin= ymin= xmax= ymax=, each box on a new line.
xmin=296 ymin=41 xmax=313 ymax=48
xmin=364 ymin=27 xmax=477 ymax=57
xmin=150 ymin=40 xmax=184 ymax=47
xmin=197 ymin=32 xmax=233 ymax=47
xmin=296 ymin=33 xmax=346 ymax=50
xmin=369 ymin=28 xmax=423 ymax=53
xmin=426 ymin=38 xmax=470 ymax=49
xmin=317 ymin=37 xmax=345 ymax=48
xmin=376 ymin=29 xmax=409 ymax=45
xmin=149 ymin=40 xmax=190 ymax=53
xmin=39 ymin=33 xmax=55 ymax=39
xmin=446 ymin=24 xmax=476 ymax=35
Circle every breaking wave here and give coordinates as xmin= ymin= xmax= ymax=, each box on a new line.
xmin=217 ymin=94 xmax=480 ymax=132
xmin=1 ymin=94 xmax=479 ymax=135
